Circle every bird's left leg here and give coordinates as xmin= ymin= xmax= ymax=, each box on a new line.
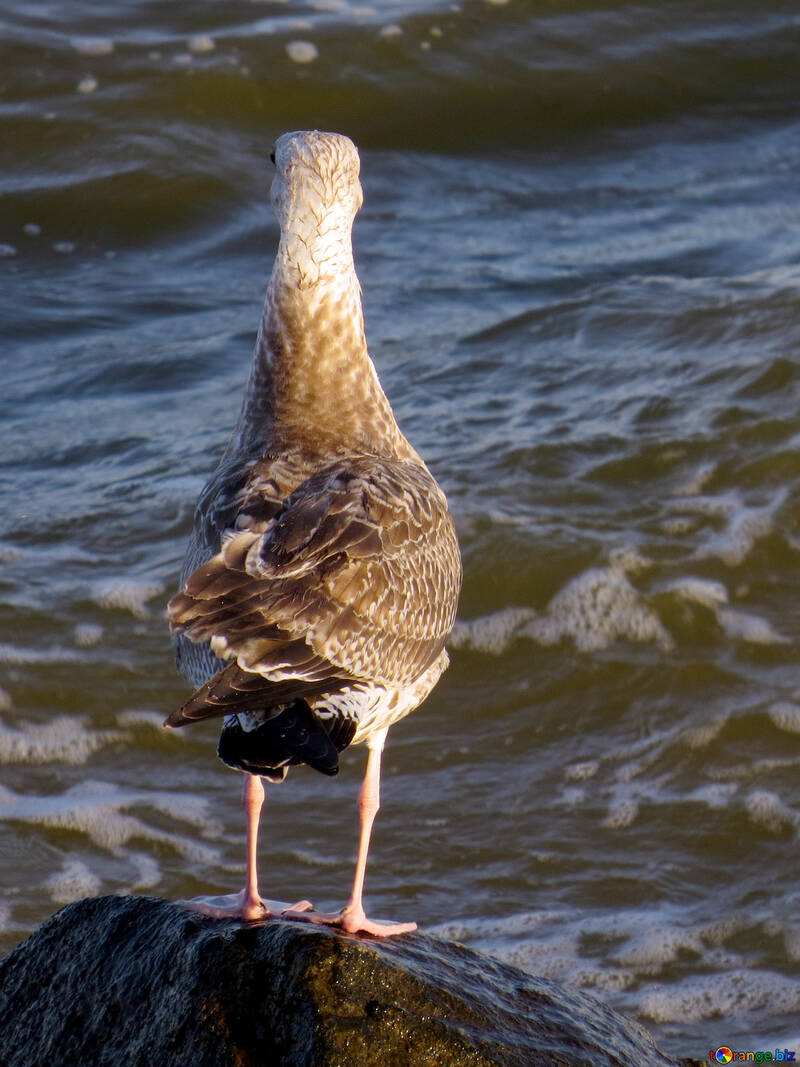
xmin=283 ymin=727 xmax=417 ymax=937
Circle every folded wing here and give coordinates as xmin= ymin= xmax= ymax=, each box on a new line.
xmin=165 ymin=456 xmax=461 ymax=727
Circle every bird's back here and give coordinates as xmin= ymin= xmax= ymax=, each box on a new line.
xmin=167 ymin=131 xmax=461 ymax=775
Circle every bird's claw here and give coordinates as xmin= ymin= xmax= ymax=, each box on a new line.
xmin=281 ymin=903 xmax=417 ymax=937
xmin=175 ymin=893 xmax=314 ymax=922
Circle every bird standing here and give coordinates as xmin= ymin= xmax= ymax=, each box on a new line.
xmin=164 ymin=131 xmax=461 ymax=937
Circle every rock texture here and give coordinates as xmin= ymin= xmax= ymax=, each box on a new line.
xmin=0 ymin=895 xmax=701 ymax=1066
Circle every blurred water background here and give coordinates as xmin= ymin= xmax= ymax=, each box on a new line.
xmin=3 ymin=0 xmax=800 ymax=1058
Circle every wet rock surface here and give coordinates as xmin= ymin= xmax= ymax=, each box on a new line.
xmin=0 ymin=895 xmax=702 ymax=1066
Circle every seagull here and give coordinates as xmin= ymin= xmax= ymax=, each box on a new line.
xmin=164 ymin=131 xmax=462 ymax=937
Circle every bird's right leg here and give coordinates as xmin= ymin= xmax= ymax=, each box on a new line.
xmin=176 ymin=773 xmax=313 ymax=921
xmin=238 ymin=772 xmax=272 ymax=919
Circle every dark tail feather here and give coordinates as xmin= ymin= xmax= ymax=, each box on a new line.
xmin=218 ymin=700 xmax=340 ymax=778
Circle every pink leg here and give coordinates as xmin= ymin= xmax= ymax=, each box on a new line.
xmin=284 ymin=728 xmax=416 ymax=937
xmin=177 ymin=773 xmax=312 ymax=921
xmin=239 ymin=773 xmax=269 ymax=919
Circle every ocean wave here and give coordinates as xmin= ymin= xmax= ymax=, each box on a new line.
xmin=0 ymin=716 xmax=124 ymax=765
xmin=91 ymin=579 xmax=164 ymax=619
xmin=451 ymin=549 xmax=671 ymax=654
xmin=2 ymin=0 xmax=799 ymax=180
xmin=0 ymin=780 xmax=221 ymax=861
xmin=43 ymin=858 xmax=102 ymax=905
xmin=452 ymin=542 xmax=790 ymax=661
xmin=674 ymin=487 xmax=788 ymax=568
xmin=638 ymin=969 xmax=800 ymax=1024
xmin=429 ymin=905 xmax=800 ymax=1040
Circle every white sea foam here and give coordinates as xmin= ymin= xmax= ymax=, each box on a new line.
xmin=44 ymin=858 xmax=101 ymax=904
xmin=520 ymin=567 xmax=673 ymax=652
xmin=0 ymin=643 xmax=83 ymax=664
xmin=670 ymin=491 xmax=740 ymax=519
xmin=286 ymin=40 xmax=319 ymax=62
xmin=674 ymin=462 xmax=716 ymax=497
xmin=43 ymin=849 xmax=161 ymax=902
xmin=429 ymin=908 xmax=632 ymax=991
xmin=601 ymin=799 xmax=639 ymax=828
xmin=564 ymin=760 xmax=600 ymax=782
xmin=709 ymin=756 xmax=800 ymax=783
xmin=116 ymin=709 xmax=172 ymax=731
xmin=0 ymin=715 xmax=123 ymax=764
xmin=659 ymin=576 xmax=728 ymax=609
xmin=128 ymin=852 xmax=162 ymax=890
xmin=290 ymin=849 xmax=342 ymax=868
xmin=657 ymin=576 xmax=785 ymax=644
xmin=744 ymin=790 xmax=798 ymax=834
xmin=72 ymin=37 xmax=114 ymax=55
xmin=705 ymin=496 xmax=784 ymax=566
xmin=718 ymin=608 xmax=788 ymax=644
xmin=556 ymin=729 xmax=676 ymax=819
xmin=429 ymin=904 xmax=798 ymax=1038
xmin=676 ymin=487 xmax=788 ymax=567
xmin=687 ymin=782 xmax=738 ymax=807
xmin=681 ymin=717 xmax=727 ymax=749
xmin=768 ymin=701 xmax=800 ymax=734
xmin=74 ymin=622 xmax=104 ymax=647
xmin=188 ymin=34 xmax=215 ymax=53
xmin=638 ymin=969 xmax=800 ymax=1022
xmin=92 ymin=579 xmax=162 ymax=618
xmin=451 ymin=563 xmax=672 ymax=656
xmin=617 ymin=925 xmax=703 ymax=971
xmin=449 ymin=606 xmax=536 ymax=655
xmin=784 ymin=928 xmax=800 ymax=963
xmin=0 ymin=780 xmax=222 ymax=860
xmin=607 ymin=544 xmax=652 ymax=575
xmin=659 ymin=516 xmax=694 ymax=535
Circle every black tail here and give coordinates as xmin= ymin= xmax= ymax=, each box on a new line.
xmin=218 ymin=700 xmax=341 ymax=779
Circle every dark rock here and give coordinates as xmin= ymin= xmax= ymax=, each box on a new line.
xmin=0 ymin=895 xmax=700 ymax=1066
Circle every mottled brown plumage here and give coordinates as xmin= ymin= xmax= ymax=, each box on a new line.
xmin=165 ymin=131 xmax=461 ymax=935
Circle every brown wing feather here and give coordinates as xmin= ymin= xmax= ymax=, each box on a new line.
xmin=163 ymin=660 xmax=350 ymax=727
xmin=167 ymin=455 xmax=461 ymax=726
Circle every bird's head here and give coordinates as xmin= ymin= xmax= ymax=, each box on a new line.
xmin=270 ymin=131 xmax=363 ymax=256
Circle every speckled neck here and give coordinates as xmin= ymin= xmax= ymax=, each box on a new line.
xmin=229 ymin=131 xmax=416 ymax=463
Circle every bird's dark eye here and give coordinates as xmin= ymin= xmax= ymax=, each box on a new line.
xmin=270 ymin=149 xmax=276 ymax=165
